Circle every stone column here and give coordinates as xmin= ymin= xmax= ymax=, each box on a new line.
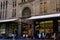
xmin=5 ymin=23 xmax=9 ymax=38
xmin=18 ymin=22 xmax=22 ymax=38
xmin=31 ymin=21 xmax=35 ymax=40
xmin=53 ymin=18 xmax=58 ymax=40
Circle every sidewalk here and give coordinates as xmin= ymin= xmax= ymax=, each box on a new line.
xmin=0 ymin=38 xmax=32 ymax=40
xmin=0 ymin=38 xmax=54 ymax=40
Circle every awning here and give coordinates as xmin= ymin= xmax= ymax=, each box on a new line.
xmin=27 ymin=13 xmax=60 ymax=20
xmin=0 ymin=18 xmax=18 ymax=23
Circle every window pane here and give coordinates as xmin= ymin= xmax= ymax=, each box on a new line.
xmin=0 ymin=24 xmax=5 ymax=34
xmin=45 ymin=21 xmax=53 ymax=29
xmin=58 ymin=20 xmax=60 ymax=32
xmin=12 ymin=9 xmax=16 ymax=17
xmin=40 ymin=21 xmax=44 ymax=29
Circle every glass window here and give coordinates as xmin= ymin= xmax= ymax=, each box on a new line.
xmin=8 ymin=23 xmax=18 ymax=37
xmin=1 ymin=2 xmax=2 ymax=10
xmin=56 ymin=0 xmax=60 ymax=13
xmin=44 ymin=20 xmax=53 ymax=33
xmin=22 ymin=0 xmax=28 ymax=3
xmin=45 ymin=21 xmax=53 ymax=29
xmin=58 ymin=20 xmax=60 ymax=38
xmin=12 ymin=9 xmax=16 ymax=17
xmin=40 ymin=21 xmax=44 ymax=29
xmin=13 ymin=1 xmax=14 ymax=7
xmin=56 ymin=8 xmax=60 ymax=13
xmin=13 ymin=0 xmax=16 ymax=7
xmin=58 ymin=20 xmax=60 ymax=32
xmin=35 ymin=20 xmax=53 ymax=38
xmin=35 ymin=20 xmax=53 ymax=32
xmin=0 ymin=24 xmax=5 ymax=34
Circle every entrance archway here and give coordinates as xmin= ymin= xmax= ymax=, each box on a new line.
xmin=22 ymin=7 xmax=31 ymax=18
xmin=21 ymin=7 xmax=31 ymax=38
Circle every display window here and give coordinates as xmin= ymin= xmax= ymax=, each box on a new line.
xmin=35 ymin=20 xmax=53 ymax=38
xmin=7 ymin=23 xmax=18 ymax=38
xmin=58 ymin=20 xmax=60 ymax=32
xmin=0 ymin=24 xmax=6 ymax=34
xmin=58 ymin=20 xmax=60 ymax=39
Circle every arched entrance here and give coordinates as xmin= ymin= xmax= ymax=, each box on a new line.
xmin=21 ymin=7 xmax=32 ymax=38
xmin=22 ymin=7 xmax=31 ymax=18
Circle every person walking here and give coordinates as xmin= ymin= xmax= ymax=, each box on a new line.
xmin=41 ymin=32 xmax=45 ymax=40
xmin=12 ymin=33 xmax=15 ymax=40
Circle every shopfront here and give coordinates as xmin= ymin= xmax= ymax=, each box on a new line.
xmin=33 ymin=19 xmax=58 ymax=39
xmin=21 ymin=22 xmax=32 ymax=38
xmin=0 ymin=23 xmax=6 ymax=38
xmin=0 ymin=18 xmax=18 ymax=39
xmin=34 ymin=20 xmax=53 ymax=39
xmin=27 ymin=13 xmax=60 ymax=40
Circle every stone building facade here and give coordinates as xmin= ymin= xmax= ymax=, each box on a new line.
xmin=0 ymin=0 xmax=60 ymax=39
xmin=0 ymin=0 xmax=60 ymax=20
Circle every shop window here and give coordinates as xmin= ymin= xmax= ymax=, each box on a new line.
xmin=0 ymin=24 xmax=5 ymax=34
xmin=35 ymin=20 xmax=53 ymax=38
xmin=58 ymin=20 xmax=60 ymax=39
xmin=7 ymin=23 xmax=18 ymax=37
xmin=58 ymin=20 xmax=60 ymax=32
xmin=40 ymin=21 xmax=44 ymax=29
xmin=44 ymin=21 xmax=53 ymax=34
xmin=44 ymin=21 xmax=53 ymax=29
xmin=35 ymin=20 xmax=53 ymax=32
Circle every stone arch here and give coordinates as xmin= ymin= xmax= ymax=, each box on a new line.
xmin=22 ymin=7 xmax=31 ymax=18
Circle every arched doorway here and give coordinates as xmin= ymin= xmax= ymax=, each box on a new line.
xmin=22 ymin=7 xmax=31 ymax=18
xmin=21 ymin=7 xmax=32 ymax=38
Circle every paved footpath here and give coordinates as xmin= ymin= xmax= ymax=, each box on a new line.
xmin=0 ymin=38 xmax=54 ymax=40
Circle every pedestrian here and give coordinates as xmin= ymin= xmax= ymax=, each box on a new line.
xmin=37 ymin=33 xmax=41 ymax=39
xmin=12 ymin=33 xmax=15 ymax=40
xmin=41 ymin=32 xmax=45 ymax=40
xmin=26 ymin=34 xmax=28 ymax=40
xmin=26 ymin=34 xmax=28 ymax=38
